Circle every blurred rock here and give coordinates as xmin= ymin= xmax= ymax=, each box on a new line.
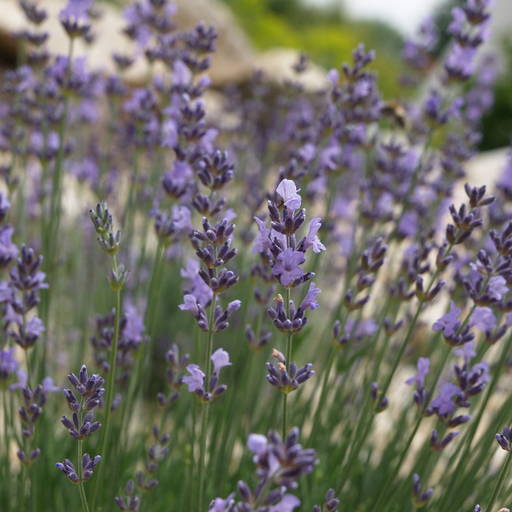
xmin=0 ymin=0 xmax=328 ymax=91
xmin=0 ymin=0 xmax=256 ymax=84
xmin=252 ymin=48 xmax=328 ymax=91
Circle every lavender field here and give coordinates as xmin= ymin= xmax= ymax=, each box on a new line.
xmin=0 ymin=0 xmax=511 ymax=511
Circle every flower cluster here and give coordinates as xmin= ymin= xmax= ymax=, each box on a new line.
xmin=156 ymin=343 xmax=189 ymax=408
xmin=417 ymin=342 xmax=490 ymax=451
xmin=90 ymin=304 xmax=146 ymax=388
xmin=182 ymin=348 xmax=231 ymax=402
xmin=16 ymin=378 xmax=58 ymax=464
xmin=209 ymin=428 xmax=316 ymax=511
xmin=60 ymin=365 xmax=103 ymax=440
xmin=6 ymin=245 xmax=47 ymax=350
xmin=2 ymin=0 xmax=512 ymax=510
xmin=56 ymin=365 xmax=103 ymax=482
xmin=266 ymin=348 xmax=315 ymax=395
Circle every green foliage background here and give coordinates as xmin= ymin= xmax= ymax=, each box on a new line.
xmin=220 ymin=0 xmax=404 ymax=97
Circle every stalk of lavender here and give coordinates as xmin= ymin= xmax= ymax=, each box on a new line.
xmin=377 ymin=185 xmax=493 ymax=407
xmin=56 ymin=365 xmax=103 ymax=512
xmin=89 ymin=202 xmax=127 ymax=508
xmin=209 ymin=428 xmax=317 ymax=511
xmin=491 ymin=428 xmax=512 ymax=512
xmin=179 ymin=149 xmax=240 ymax=509
xmin=334 ymin=185 xmax=493 ymax=494
xmin=254 ymin=179 xmax=325 ymax=436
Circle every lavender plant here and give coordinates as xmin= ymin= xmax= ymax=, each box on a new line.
xmin=1 ymin=0 xmax=512 ymax=511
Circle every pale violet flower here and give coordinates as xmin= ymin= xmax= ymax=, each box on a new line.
xmin=405 ymin=357 xmax=430 ymax=388
xmin=488 ymin=276 xmax=508 ymax=301
xmin=470 ymin=307 xmax=496 ymax=332
xmin=300 ymin=282 xmax=321 ymax=311
xmin=432 ymin=301 xmax=461 ymax=337
xmin=454 ymin=340 xmax=476 ymax=362
xmin=247 ymin=434 xmax=267 ymax=455
xmin=182 ymin=364 xmax=205 ymax=392
xmin=211 ymin=348 xmax=231 ymax=374
xmin=304 ymin=218 xmax=326 ymax=253
xmin=178 ymin=294 xmax=200 ymax=315
xmin=269 ymin=494 xmax=301 ymax=512
xmin=276 ymin=179 xmax=301 ymax=210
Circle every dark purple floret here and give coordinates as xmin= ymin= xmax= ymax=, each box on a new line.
xmin=59 ymin=0 xmax=93 ymax=39
xmin=496 ymin=426 xmax=512 ymax=452
xmin=115 ymin=480 xmax=141 ymax=511
xmin=265 ymin=349 xmax=314 ymax=394
xmin=19 ymin=0 xmax=48 ymax=25
xmin=56 ymin=454 xmax=101 ymax=483
xmin=370 ymin=382 xmax=389 ymax=412
xmin=61 ymin=365 xmax=104 ymax=439
xmin=412 ymin=473 xmax=434 ymax=506
xmin=430 ymin=429 xmax=459 ymax=451
xmin=312 ymin=489 xmax=340 ymax=512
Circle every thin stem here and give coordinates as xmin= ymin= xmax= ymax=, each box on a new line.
xmin=198 ymin=401 xmax=210 ymax=511
xmin=282 ymin=393 xmax=288 ymax=441
xmin=306 ymin=345 xmax=335 ymax=444
xmin=91 ymin=255 xmax=122 ymax=510
xmin=3 ymin=390 xmax=10 ymax=508
xmin=77 ymin=439 xmax=90 ymax=512
xmin=487 ymin=453 xmax=512 ymax=512
xmin=439 ymin=334 xmax=512 ymax=511
xmin=198 ymin=295 xmax=217 ymax=511
xmin=119 ymin=241 xmax=165 ymax=448
xmin=282 ymin=287 xmax=292 ymax=439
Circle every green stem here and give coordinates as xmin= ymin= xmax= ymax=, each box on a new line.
xmin=198 ymin=401 xmax=210 ymax=511
xmin=3 ymin=390 xmax=10 ymax=508
xmin=306 ymin=345 xmax=335 ymax=444
xmin=439 ymin=334 xmax=512 ymax=511
xmin=487 ymin=453 xmax=512 ymax=512
xmin=39 ymin=36 xmax=75 ymax=383
xmin=91 ymin=256 xmax=122 ymax=510
xmin=77 ymin=439 xmax=90 ymax=512
xmin=282 ymin=287 xmax=293 ymax=439
xmin=198 ymin=295 xmax=217 ymax=511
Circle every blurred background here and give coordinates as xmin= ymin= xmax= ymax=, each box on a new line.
xmin=1 ymin=0 xmax=511 ymax=150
